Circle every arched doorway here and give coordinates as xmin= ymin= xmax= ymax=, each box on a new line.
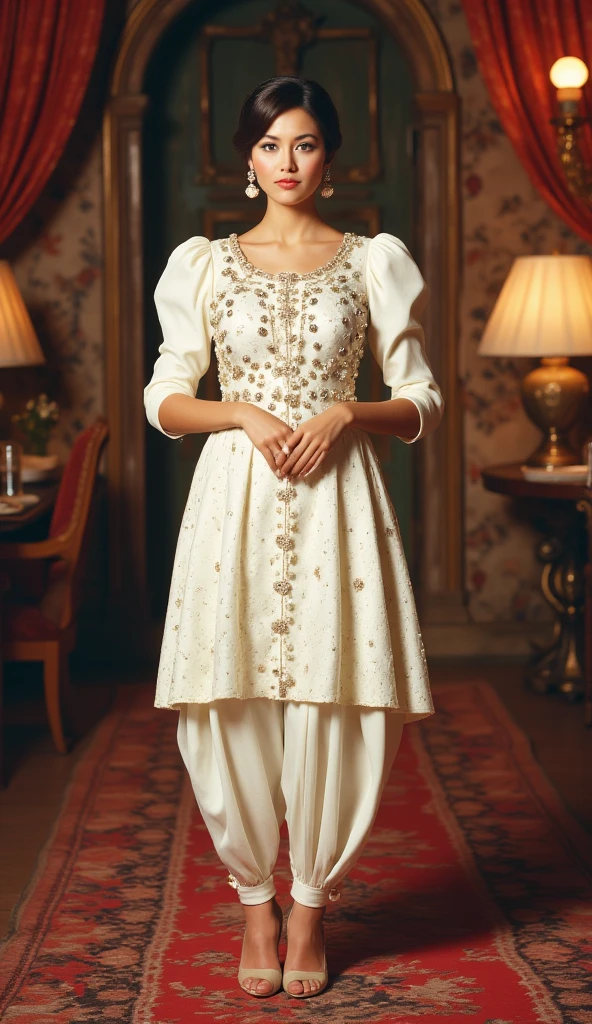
xmin=103 ymin=0 xmax=463 ymax=656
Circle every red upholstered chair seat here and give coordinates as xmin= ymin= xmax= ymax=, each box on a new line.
xmin=3 ymin=603 xmax=61 ymax=641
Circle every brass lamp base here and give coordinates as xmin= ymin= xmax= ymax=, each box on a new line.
xmin=520 ymin=357 xmax=589 ymax=468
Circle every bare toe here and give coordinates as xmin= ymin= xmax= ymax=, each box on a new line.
xmin=243 ymin=977 xmax=272 ymax=995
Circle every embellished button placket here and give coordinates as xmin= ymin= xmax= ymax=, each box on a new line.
xmin=212 ymin=233 xmax=369 ymax=700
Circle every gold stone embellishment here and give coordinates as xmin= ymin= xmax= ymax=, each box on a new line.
xmin=228 ymin=231 xmax=355 ymax=281
xmin=213 ymin=233 xmax=368 ymax=696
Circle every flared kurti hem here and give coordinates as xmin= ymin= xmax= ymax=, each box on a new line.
xmin=144 ymin=231 xmax=444 ymax=720
xmin=163 ymin=693 xmax=434 ymax=724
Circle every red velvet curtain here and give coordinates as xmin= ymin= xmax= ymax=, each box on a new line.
xmin=462 ymin=0 xmax=592 ymax=243
xmin=0 ymin=0 xmax=105 ymax=246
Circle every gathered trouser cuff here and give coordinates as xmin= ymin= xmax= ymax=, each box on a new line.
xmin=228 ymin=872 xmax=277 ymax=906
xmin=178 ymin=699 xmax=406 ymax=915
xmin=290 ymin=876 xmax=342 ymax=908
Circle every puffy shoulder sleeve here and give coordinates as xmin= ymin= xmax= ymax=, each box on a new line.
xmin=365 ymin=232 xmax=444 ymax=443
xmin=143 ymin=236 xmax=213 ymax=439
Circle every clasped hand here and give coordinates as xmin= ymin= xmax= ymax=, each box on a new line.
xmin=239 ymin=403 xmax=354 ymax=479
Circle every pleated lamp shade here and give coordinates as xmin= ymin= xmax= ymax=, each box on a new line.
xmin=478 ymin=254 xmax=592 ymax=358
xmin=0 ymin=261 xmax=45 ymax=367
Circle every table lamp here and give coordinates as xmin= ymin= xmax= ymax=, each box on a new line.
xmin=477 ymin=254 xmax=592 ymax=468
xmin=0 ymin=260 xmax=45 ymax=408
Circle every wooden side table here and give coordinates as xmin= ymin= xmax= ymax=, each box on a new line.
xmin=576 ymin=499 xmax=592 ymax=726
xmin=481 ymin=463 xmax=592 ymax=722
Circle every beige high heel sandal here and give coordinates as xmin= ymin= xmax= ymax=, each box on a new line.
xmin=237 ymin=898 xmax=283 ymax=998
xmin=282 ymin=905 xmax=329 ymax=998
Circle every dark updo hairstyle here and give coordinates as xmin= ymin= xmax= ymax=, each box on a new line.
xmin=232 ymin=76 xmax=342 ymax=166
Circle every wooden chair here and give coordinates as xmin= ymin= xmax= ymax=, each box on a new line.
xmin=0 ymin=416 xmax=109 ymax=753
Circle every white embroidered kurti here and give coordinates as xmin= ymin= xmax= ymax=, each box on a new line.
xmin=144 ymin=231 xmax=444 ymax=721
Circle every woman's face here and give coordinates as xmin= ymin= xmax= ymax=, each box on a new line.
xmin=249 ymin=107 xmax=328 ymax=204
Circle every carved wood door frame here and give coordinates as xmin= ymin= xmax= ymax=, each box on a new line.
xmin=103 ymin=0 xmax=464 ymax=651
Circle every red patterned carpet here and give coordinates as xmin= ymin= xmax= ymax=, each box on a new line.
xmin=1 ymin=681 xmax=592 ymax=1023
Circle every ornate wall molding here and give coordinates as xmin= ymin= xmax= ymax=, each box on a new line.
xmin=197 ymin=19 xmax=380 ymax=184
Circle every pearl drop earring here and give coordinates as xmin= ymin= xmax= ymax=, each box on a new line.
xmin=245 ymin=168 xmax=259 ymax=199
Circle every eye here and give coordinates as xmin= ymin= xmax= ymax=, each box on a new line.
xmin=259 ymin=142 xmax=315 ymax=151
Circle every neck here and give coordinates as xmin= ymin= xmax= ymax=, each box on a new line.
xmin=245 ymin=195 xmax=331 ymax=244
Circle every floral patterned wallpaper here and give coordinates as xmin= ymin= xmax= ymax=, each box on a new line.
xmin=5 ymin=0 xmax=592 ymax=625
xmin=8 ymin=137 xmax=104 ymax=464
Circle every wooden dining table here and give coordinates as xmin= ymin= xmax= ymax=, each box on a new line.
xmin=0 ymin=483 xmax=60 ymax=534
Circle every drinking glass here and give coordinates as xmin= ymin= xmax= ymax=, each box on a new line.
xmin=0 ymin=440 xmax=23 ymax=498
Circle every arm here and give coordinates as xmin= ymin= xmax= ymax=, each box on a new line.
xmin=344 ymin=396 xmax=421 ymax=439
xmin=144 ymin=236 xmax=233 ymax=439
xmin=357 ymin=232 xmax=445 ymax=443
xmin=157 ymin=393 xmax=243 ymax=435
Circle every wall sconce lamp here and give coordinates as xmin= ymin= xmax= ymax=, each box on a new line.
xmin=549 ymin=56 xmax=592 ymax=202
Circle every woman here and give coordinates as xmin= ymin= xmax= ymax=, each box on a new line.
xmin=144 ymin=75 xmax=444 ymax=1000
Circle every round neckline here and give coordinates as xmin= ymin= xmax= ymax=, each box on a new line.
xmin=228 ymin=231 xmax=354 ymax=280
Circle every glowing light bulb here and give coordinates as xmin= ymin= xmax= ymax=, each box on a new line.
xmin=550 ymin=57 xmax=589 ymax=89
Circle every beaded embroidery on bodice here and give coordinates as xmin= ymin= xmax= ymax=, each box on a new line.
xmin=209 ymin=232 xmax=369 ymax=428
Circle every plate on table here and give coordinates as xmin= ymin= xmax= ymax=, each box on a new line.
xmin=521 ymin=464 xmax=589 ymax=484
xmin=0 ymin=499 xmax=24 ymax=515
xmin=12 ymin=492 xmax=40 ymax=506
xmin=21 ymin=467 xmax=58 ymax=483
xmin=21 ymin=454 xmax=59 ymax=483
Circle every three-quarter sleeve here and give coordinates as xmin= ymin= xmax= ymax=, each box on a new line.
xmin=365 ymin=232 xmax=444 ymax=444
xmin=144 ymin=236 xmax=214 ymax=439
